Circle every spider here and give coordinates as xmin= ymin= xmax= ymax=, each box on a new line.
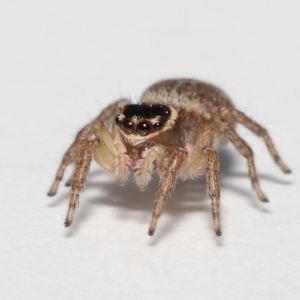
xmin=48 ymin=79 xmax=291 ymax=236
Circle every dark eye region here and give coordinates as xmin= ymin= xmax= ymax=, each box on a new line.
xmin=123 ymin=104 xmax=171 ymax=120
xmin=115 ymin=104 xmax=170 ymax=136
xmin=115 ymin=117 xmax=163 ymax=137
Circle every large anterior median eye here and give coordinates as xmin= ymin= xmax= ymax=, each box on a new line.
xmin=122 ymin=119 xmax=134 ymax=134
xmin=136 ymin=121 xmax=151 ymax=136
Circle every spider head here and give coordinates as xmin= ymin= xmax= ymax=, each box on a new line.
xmin=115 ymin=103 xmax=178 ymax=144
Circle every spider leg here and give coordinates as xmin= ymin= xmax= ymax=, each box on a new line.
xmin=47 ymin=124 xmax=95 ymax=196
xmin=215 ymin=115 xmax=268 ymax=202
xmin=48 ymin=100 xmax=129 ymax=196
xmin=65 ymin=140 xmax=95 ymax=226
xmin=148 ymin=148 xmax=187 ymax=236
xmin=229 ymin=108 xmax=291 ymax=173
xmin=49 ymin=121 xmax=115 ymax=226
xmin=65 ymin=127 xmax=115 ymax=188
xmin=48 ymin=100 xmax=130 ymax=226
xmin=203 ymin=148 xmax=221 ymax=236
xmin=181 ymin=114 xmax=222 ymax=236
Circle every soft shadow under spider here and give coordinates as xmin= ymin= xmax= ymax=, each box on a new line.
xmin=218 ymin=149 xmax=292 ymax=185
xmin=66 ymin=175 xmax=211 ymax=237
xmin=63 ymin=150 xmax=230 ymax=238
xmin=55 ymin=148 xmax=288 ymax=239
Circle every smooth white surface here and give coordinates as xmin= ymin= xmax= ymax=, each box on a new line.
xmin=1 ymin=1 xmax=300 ymax=299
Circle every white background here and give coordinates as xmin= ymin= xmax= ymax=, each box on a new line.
xmin=1 ymin=1 xmax=300 ymax=299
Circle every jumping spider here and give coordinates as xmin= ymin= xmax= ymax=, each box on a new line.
xmin=48 ymin=79 xmax=291 ymax=236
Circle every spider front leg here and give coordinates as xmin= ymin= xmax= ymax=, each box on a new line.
xmin=48 ymin=100 xmax=129 ymax=226
xmin=179 ymin=114 xmax=223 ymax=235
xmin=47 ymin=123 xmax=96 ymax=197
xmin=203 ymin=148 xmax=221 ymax=236
xmin=48 ymin=99 xmax=128 ymax=197
xmin=48 ymin=121 xmax=115 ymax=226
xmin=182 ymin=146 xmax=222 ymax=236
xmin=66 ymin=127 xmax=115 ymax=226
xmin=65 ymin=139 xmax=95 ymax=226
xmin=148 ymin=148 xmax=187 ymax=236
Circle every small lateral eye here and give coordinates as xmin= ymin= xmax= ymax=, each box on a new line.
xmin=136 ymin=121 xmax=151 ymax=136
xmin=153 ymin=122 xmax=162 ymax=130
xmin=115 ymin=116 xmax=122 ymax=126
xmin=163 ymin=108 xmax=170 ymax=116
xmin=122 ymin=119 xmax=134 ymax=134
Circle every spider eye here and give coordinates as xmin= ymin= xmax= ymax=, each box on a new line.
xmin=115 ymin=117 xmax=122 ymax=126
xmin=122 ymin=119 xmax=134 ymax=134
xmin=136 ymin=121 xmax=151 ymax=136
xmin=153 ymin=122 xmax=162 ymax=131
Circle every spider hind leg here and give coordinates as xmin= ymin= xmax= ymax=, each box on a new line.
xmin=230 ymin=108 xmax=291 ymax=174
